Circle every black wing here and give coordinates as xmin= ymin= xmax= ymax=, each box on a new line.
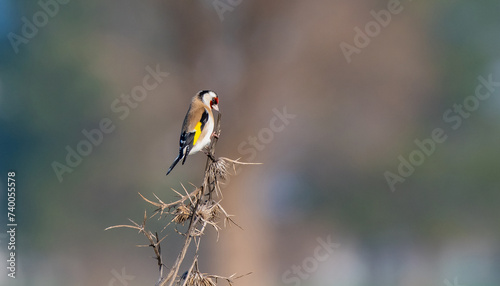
xmin=179 ymin=109 xmax=209 ymax=164
xmin=179 ymin=131 xmax=195 ymax=164
xmin=199 ymin=109 xmax=209 ymax=131
xmin=166 ymin=109 xmax=209 ymax=175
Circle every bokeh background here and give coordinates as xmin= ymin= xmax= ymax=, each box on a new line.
xmin=1 ymin=0 xmax=500 ymax=286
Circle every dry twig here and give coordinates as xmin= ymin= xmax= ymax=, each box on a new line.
xmin=106 ymin=113 xmax=256 ymax=286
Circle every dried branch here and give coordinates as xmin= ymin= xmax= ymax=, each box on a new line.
xmin=107 ymin=112 xmax=257 ymax=286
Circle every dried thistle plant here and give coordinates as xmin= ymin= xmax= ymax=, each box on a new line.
xmin=106 ymin=114 xmax=255 ymax=286
xmin=173 ymin=204 xmax=191 ymax=224
xmin=209 ymin=158 xmax=229 ymax=182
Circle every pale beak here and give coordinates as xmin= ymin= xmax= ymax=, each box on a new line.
xmin=212 ymin=104 xmax=219 ymax=112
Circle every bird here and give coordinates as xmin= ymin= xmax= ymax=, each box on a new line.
xmin=166 ymin=90 xmax=219 ymax=175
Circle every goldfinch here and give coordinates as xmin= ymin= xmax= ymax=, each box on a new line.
xmin=166 ymin=90 xmax=219 ymax=175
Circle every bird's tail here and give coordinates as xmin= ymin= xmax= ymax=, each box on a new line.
xmin=166 ymin=152 xmax=183 ymax=175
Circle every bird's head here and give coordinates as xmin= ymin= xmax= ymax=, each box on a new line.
xmin=199 ymin=90 xmax=219 ymax=112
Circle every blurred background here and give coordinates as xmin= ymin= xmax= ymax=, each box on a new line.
xmin=1 ymin=0 xmax=500 ymax=285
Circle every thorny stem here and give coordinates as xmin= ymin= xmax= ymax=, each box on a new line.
xmin=158 ymin=113 xmax=221 ymax=286
xmin=108 ymin=112 xmax=254 ymax=286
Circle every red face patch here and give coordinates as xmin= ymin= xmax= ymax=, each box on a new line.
xmin=211 ymin=97 xmax=219 ymax=106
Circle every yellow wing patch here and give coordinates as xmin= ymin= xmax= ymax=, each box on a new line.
xmin=193 ymin=122 xmax=202 ymax=145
